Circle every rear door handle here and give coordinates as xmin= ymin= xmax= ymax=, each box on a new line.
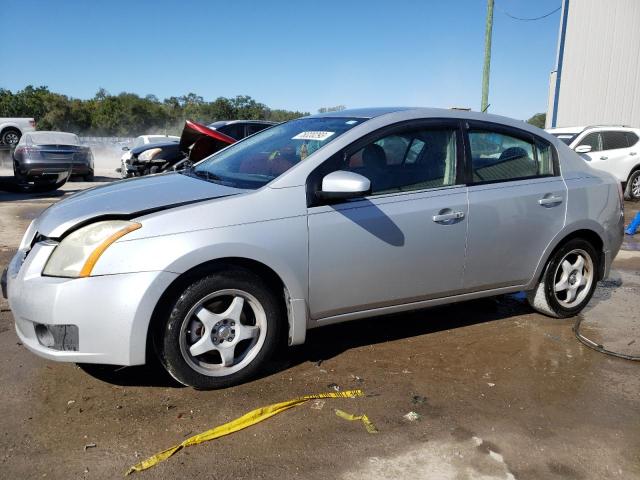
xmin=630 ymin=152 xmax=637 ymax=156
xmin=432 ymin=211 xmax=465 ymax=223
xmin=600 ymin=156 xmax=608 ymax=160
xmin=538 ymin=195 xmax=563 ymax=206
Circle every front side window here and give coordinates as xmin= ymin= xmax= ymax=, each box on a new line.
xmin=469 ymin=130 xmax=551 ymax=182
xmin=602 ymin=131 xmax=629 ymax=150
xmin=342 ymin=127 xmax=458 ymax=194
xmin=578 ymin=132 xmax=601 ymax=152
xmin=192 ymin=117 xmax=364 ymax=189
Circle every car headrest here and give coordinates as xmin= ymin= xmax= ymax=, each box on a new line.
xmin=499 ymin=147 xmax=528 ymax=161
xmin=362 ymin=144 xmax=387 ymax=169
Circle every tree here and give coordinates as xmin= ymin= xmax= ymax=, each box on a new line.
xmin=0 ymin=86 xmax=309 ymax=135
xmin=527 ymin=113 xmax=546 ymax=129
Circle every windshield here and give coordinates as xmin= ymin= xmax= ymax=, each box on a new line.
xmin=550 ymin=133 xmax=578 ymax=145
xmin=27 ymin=132 xmax=79 ymax=145
xmin=190 ymin=117 xmax=365 ymax=189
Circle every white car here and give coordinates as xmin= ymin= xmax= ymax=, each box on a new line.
xmin=0 ymin=117 xmax=36 ymax=147
xmin=120 ymin=134 xmax=180 ymax=162
xmin=547 ymin=125 xmax=640 ymax=200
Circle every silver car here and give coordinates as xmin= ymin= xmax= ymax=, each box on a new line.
xmin=3 ymin=108 xmax=624 ymax=389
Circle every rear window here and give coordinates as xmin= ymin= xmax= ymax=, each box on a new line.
xmin=625 ymin=132 xmax=639 ymax=147
xmin=26 ymin=132 xmax=79 ymax=145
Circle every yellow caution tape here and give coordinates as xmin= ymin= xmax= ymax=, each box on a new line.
xmin=334 ymin=408 xmax=379 ymax=434
xmin=125 ymin=389 xmax=364 ymax=475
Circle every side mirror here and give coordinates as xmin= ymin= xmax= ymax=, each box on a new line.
xmin=122 ymin=146 xmax=129 ymax=151
xmin=318 ymin=170 xmax=371 ymax=201
xmin=575 ymin=145 xmax=592 ymax=154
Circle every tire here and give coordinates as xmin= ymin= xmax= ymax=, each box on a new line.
xmin=624 ymin=170 xmax=640 ymax=201
xmin=84 ymin=170 xmax=95 ymax=182
xmin=527 ymin=238 xmax=599 ymax=318
xmin=149 ymin=166 xmax=159 ymax=175
xmin=157 ymin=269 xmax=283 ymax=389
xmin=1 ymin=128 xmax=21 ymax=147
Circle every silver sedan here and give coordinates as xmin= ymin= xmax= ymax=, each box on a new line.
xmin=4 ymin=107 xmax=624 ymax=388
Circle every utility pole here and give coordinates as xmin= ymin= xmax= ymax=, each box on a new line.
xmin=481 ymin=0 xmax=494 ymax=113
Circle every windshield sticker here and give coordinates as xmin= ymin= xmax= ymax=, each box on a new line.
xmin=292 ymin=131 xmax=335 ymax=141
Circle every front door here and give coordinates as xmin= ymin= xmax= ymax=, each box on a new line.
xmin=307 ymin=122 xmax=469 ymax=319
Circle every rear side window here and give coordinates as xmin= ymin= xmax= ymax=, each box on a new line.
xmin=602 ymin=131 xmax=629 ymax=150
xmin=578 ymin=132 xmax=601 ymax=152
xmin=624 ymin=131 xmax=639 ymax=147
xmin=468 ymin=131 xmax=552 ymax=183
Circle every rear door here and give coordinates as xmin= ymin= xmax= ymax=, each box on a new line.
xmin=307 ymin=120 xmax=469 ymax=319
xmin=599 ymin=130 xmax=638 ymax=182
xmin=463 ymin=121 xmax=566 ymax=291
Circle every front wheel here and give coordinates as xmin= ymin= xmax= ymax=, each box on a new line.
xmin=624 ymin=170 xmax=640 ymax=201
xmin=527 ymin=239 xmax=599 ymax=318
xmin=157 ymin=270 xmax=283 ymax=389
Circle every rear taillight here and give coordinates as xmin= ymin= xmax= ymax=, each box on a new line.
xmin=617 ymin=182 xmax=625 ymax=216
xmin=23 ymin=147 xmax=41 ymax=158
xmin=29 ymin=120 xmax=36 ymax=128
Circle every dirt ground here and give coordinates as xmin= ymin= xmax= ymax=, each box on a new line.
xmin=0 ymin=177 xmax=639 ymax=480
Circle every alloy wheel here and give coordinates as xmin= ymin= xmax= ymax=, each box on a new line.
xmin=4 ymin=131 xmax=19 ymax=146
xmin=632 ymin=174 xmax=640 ymax=198
xmin=552 ymin=249 xmax=594 ymax=308
xmin=178 ymin=289 xmax=267 ymax=376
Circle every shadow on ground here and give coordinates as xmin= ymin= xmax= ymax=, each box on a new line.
xmin=79 ymin=294 xmax=530 ymax=389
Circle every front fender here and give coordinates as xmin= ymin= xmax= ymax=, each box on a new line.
xmin=93 ymin=216 xmax=310 ymax=345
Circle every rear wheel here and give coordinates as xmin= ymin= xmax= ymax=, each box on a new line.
xmin=2 ymin=128 xmax=20 ymax=147
xmin=157 ymin=270 xmax=283 ymax=389
xmin=624 ymin=170 xmax=640 ymax=201
xmin=527 ymin=239 xmax=599 ymax=318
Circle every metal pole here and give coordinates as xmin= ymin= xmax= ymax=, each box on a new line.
xmin=481 ymin=0 xmax=494 ymax=113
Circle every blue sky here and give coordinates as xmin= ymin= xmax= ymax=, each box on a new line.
xmin=0 ymin=0 xmax=562 ymax=120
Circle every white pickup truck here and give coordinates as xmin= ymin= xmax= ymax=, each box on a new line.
xmin=0 ymin=118 xmax=36 ymax=147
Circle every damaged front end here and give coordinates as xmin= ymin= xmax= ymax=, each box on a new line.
xmin=123 ymin=120 xmax=236 ymax=177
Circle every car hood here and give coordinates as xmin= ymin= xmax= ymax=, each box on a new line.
xmin=35 ymin=172 xmax=246 ymax=238
xmin=179 ymin=120 xmax=236 ymax=161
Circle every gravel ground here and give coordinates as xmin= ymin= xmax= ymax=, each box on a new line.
xmin=0 ymin=174 xmax=638 ymax=480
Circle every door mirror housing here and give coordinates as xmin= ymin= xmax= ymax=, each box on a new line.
xmin=318 ymin=170 xmax=371 ymax=201
xmin=575 ymin=145 xmax=592 ymax=154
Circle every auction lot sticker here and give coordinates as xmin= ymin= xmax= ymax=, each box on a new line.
xmin=292 ymin=131 xmax=335 ymax=141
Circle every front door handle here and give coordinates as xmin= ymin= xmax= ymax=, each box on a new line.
xmin=432 ymin=211 xmax=465 ymax=223
xmin=600 ymin=156 xmax=608 ymax=160
xmin=630 ymin=152 xmax=637 ymax=156
xmin=538 ymin=195 xmax=563 ymax=206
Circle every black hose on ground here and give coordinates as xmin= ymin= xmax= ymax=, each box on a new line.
xmin=573 ymin=315 xmax=640 ymax=361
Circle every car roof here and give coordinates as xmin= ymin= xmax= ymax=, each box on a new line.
xmin=208 ymin=120 xmax=277 ymax=128
xmin=546 ymin=126 xmax=586 ymax=134
xmin=309 ymin=107 xmax=414 ymax=119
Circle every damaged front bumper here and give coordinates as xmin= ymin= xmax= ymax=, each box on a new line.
xmin=6 ymin=241 xmax=178 ymax=365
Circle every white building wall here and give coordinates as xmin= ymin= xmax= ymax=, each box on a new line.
xmin=548 ymin=0 xmax=640 ymax=128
